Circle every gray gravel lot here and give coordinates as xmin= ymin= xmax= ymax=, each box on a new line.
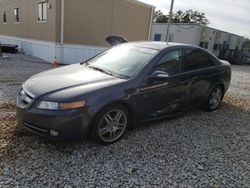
xmin=0 ymin=54 xmax=250 ymax=187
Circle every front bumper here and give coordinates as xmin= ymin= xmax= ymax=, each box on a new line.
xmin=16 ymin=92 xmax=93 ymax=141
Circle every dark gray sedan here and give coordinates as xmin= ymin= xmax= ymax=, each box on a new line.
xmin=16 ymin=42 xmax=231 ymax=145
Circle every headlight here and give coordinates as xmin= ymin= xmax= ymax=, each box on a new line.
xmin=37 ymin=101 xmax=59 ymax=110
xmin=37 ymin=101 xmax=86 ymax=110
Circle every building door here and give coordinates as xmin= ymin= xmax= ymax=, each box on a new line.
xmin=154 ymin=34 xmax=162 ymax=41
xmin=222 ymin=41 xmax=227 ymax=49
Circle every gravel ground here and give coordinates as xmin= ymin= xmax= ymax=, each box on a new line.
xmin=0 ymin=54 xmax=250 ymax=187
xmin=0 ymin=54 xmax=52 ymax=104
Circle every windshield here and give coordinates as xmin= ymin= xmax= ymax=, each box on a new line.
xmin=86 ymin=45 xmax=158 ymax=78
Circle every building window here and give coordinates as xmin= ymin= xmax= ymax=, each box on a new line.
xmin=14 ymin=8 xmax=20 ymax=22
xmin=204 ymin=42 xmax=209 ymax=49
xmin=3 ymin=11 xmax=7 ymax=23
xmin=38 ymin=1 xmax=47 ymax=21
xmin=199 ymin=41 xmax=209 ymax=49
xmin=213 ymin=44 xmax=222 ymax=50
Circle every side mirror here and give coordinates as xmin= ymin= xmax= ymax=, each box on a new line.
xmin=147 ymin=71 xmax=169 ymax=82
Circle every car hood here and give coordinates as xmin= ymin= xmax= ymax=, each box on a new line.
xmin=23 ymin=64 xmax=124 ymax=98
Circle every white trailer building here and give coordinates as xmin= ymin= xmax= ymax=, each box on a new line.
xmin=151 ymin=23 xmax=245 ymax=57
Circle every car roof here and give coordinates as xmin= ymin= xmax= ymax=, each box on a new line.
xmin=125 ymin=41 xmax=197 ymax=51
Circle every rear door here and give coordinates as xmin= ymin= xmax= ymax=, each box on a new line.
xmin=182 ymin=48 xmax=215 ymax=106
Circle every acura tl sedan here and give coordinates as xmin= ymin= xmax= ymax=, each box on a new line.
xmin=16 ymin=41 xmax=231 ymax=145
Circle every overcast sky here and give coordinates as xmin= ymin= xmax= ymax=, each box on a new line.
xmin=140 ymin=0 xmax=250 ymax=38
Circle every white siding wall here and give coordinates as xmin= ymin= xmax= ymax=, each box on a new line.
xmin=55 ymin=44 xmax=107 ymax=64
xmin=151 ymin=24 xmax=244 ymax=57
xmin=151 ymin=23 xmax=201 ymax=45
xmin=229 ymin=35 xmax=244 ymax=50
xmin=0 ymin=35 xmax=107 ymax=64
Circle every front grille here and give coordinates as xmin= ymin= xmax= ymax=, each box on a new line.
xmin=20 ymin=89 xmax=33 ymax=104
xmin=18 ymin=88 xmax=35 ymax=107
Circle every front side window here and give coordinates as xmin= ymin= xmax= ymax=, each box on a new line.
xmin=14 ymin=8 xmax=20 ymax=22
xmin=183 ymin=49 xmax=213 ymax=72
xmin=38 ymin=2 xmax=47 ymax=21
xmin=3 ymin=11 xmax=7 ymax=23
xmin=86 ymin=45 xmax=158 ymax=78
xmin=155 ymin=50 xmax=183 ymax=75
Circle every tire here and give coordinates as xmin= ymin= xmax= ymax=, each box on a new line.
xmin=205 ymin=85 xmax=224 ymax=111
xmin=91 ymin=104 xmax=129 ymax=145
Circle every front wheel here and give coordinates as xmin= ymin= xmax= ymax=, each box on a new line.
xmin=91 ymin=104 xmax=129 ymax=145
xmin=205 ymin=85 xmax=224 ymax=111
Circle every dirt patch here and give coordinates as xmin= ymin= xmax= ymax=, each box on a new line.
xmin=224 ymin=95 xmax=250 ymax=110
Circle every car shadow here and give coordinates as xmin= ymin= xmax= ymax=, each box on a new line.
xmin=135 ymin=95 xmax=250 ymax=131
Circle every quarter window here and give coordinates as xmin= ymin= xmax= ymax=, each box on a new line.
xmin=14 ymin=8 xmax=20 ymax=22
xmin=183 ymin=49 xmax=213 ymax=71
xmin=155 ymin=50 xmax=183 ymax=75
xmin=3 ymin=11 xmax=7 ymax=23
xmin=38 ymin=2 xmax=47 ymax=21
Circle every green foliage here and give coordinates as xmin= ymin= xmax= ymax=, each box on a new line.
xmin=153 ymin=10 xmax=169 ymax=23
xmin=154 ymin=9 xmax=209 ymax=25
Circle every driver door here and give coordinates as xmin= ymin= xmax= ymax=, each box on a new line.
xmin=134 ymin=49 xmax=190 ymax=120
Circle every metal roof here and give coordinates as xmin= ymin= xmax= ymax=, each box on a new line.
xmin=126 ymin=41 xmax=193 ymax=50
xmin=153 ymin=23 xmax=245 ymax=38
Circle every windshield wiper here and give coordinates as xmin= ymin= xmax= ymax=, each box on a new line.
xmin=88 ymin=65 xmax=114 ymax=76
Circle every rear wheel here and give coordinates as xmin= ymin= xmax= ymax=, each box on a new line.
xmin=205 ymin=85 xmax=224 ymax=111
xmin=92 ymin=104 xmax=129 ymax=145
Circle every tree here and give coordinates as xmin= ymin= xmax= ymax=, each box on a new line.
xmin=154 ymin=9 xmax=209 ymax=25
xmin=153 ymin=10 xmax=169 ymax=23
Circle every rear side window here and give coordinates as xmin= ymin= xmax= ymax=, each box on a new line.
xmin=183 ymin=49 xmax=214 ymax=71
xmin=155 ymin=50 xmax=183 ymax=75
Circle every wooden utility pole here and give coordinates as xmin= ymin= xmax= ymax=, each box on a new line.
xmin=166 ymin=0 xmax=175 ymax=42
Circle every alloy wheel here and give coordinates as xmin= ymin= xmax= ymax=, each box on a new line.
xmin=209 ymin=87 xmax=222 ymax=110
xmin=98 ymin=109 xmax=127 ymax=143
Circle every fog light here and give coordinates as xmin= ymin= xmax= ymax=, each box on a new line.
xmin=50 ymin=130 xmax=59 ymax=137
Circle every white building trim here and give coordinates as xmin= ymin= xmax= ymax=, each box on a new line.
xmin=148 ymin=7 xmax=155 ymax=40
xmin=60 ymin=0 xmax=65 ymax=45
xmin=0 ymin=35 xmax=107 ymax=64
